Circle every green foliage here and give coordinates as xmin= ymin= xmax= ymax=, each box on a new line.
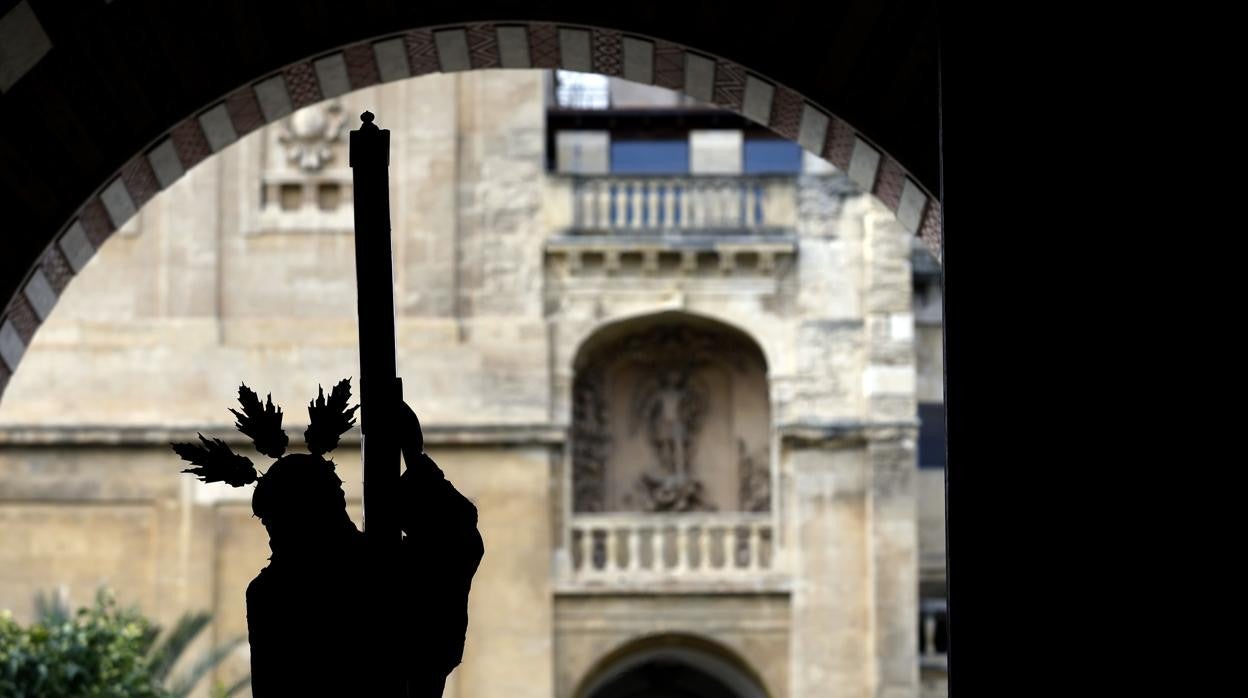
xmin=0 ymin=588 xmax=249 ymax=698
xmin=0 ymin=588 xmax=166 ymax=697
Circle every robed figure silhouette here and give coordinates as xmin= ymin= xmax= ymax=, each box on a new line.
xmin=172 ymin=380 xmax=483 ymax=696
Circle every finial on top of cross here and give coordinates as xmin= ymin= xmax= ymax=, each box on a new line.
xmin=359 ymin=111 xmax=378 ymax=131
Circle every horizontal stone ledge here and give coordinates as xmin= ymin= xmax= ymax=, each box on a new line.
xmin=0 ymin=423 xmax=567 ymax=447
xmin=546 ymin=237 xmax=797 ymax=276
xmin=777 ymin=419 xmax=918 ymax=445
xmin=547 ymin=233 xmax=797 ymax=248
xmin=554 ymin=578 xmax=793 ymax=597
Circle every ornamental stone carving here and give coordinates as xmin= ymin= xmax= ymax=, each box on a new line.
xmin=278 ymin=100 xmax=348 ymax=173
xmin=571 ymin=316 xmax=771 ymax=513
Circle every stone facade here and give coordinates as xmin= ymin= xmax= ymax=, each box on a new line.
xmin=0 ymin=70 xmax=944 ymax=697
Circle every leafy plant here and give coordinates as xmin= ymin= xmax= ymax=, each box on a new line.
xmin=0 ymin=588 xmax=249 ymax=698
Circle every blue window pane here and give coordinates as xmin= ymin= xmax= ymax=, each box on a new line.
xmin=610 ymin=140 xmax=690 ymax=174
xmin=744 ymin=140 xmax=803 ymax=174
xmin=918 ymin=403 xmax=946 ymax=468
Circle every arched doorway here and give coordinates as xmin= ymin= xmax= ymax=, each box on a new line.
xmin=579 ymin=639 xmax=768 ymax=698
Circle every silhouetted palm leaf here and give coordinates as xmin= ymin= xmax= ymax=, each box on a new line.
xmin=305 ymin=378 xmax=359 ymax=454
xmin=230 ymin=384 xmax=288 ymax=458
xmin=172 ymin=434 xmax=258 ymax=487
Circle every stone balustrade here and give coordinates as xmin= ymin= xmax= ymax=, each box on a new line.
xmin=557 ymin=512 xmax=788 ymax=593
xmin=562 ymin=175 xmax=797 ymax=234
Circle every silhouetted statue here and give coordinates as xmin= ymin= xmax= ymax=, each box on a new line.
xmin=172 ymin=379 xmax=483 ymax=696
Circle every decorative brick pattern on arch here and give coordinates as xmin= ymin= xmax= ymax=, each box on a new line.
xmin=404 ymin=29 xmax=441 ymax=76
xmin=653 ymin=41 xmax=684 ymax=89
xmin=38 ymin=247 xmax=73 ymax=294
xmin=712 ymin=60 xmax=746 ymax=112
xmin=283 ymin=62 xmax=323 ymax=109
xmin=120 ymin=156 xmax=160 ymax=210
xmin=768 ymin=86 xmax=804 ymax=141
xmin=169 ymin=119 xmax=213 ymax=172
xmin=872 ymin=156 xmax=906 ymax=211
xmin=225 ymin=87 xmax=265 ymax=137
xmin=0 ymin=19 xmax=942 ymax=397
xmin=528 ymin=23 xmax=560 ymax=69
xmin=78 ymin=199 xmax=115 ymax=247
xmin=591 ymin=29 xmax=623 ymax=76
xmin=466 ymin=23 xmax=501 ymax=69
xmin=344 ymin=43 xmax=381 ymax=89
xmin=920 ymin=202 xmax=942 ymax=260
xmin=823 ymin=118 xmax=856 ymax=171
xmin=4 ymin=296 xmax=37 ymax=345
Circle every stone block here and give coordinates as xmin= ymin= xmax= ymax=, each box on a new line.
xmin=313 ymin=53 xmax=352 ymax=98
xmin=435 ymin=29 xmax=472 ymax=72
xmin=497 ymin=26 xmax=532 ymax=68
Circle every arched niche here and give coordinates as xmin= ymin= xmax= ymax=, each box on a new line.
xmin=571 ymin=312 xmax=770 ymax=514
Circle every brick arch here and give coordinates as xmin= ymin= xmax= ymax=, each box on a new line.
xmin=0 ymin=5 xmax=938 ymax=399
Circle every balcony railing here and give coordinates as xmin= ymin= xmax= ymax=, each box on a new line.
xmin=564 ymin=175 xmax=797 ymax=235
xmin=557 ymin=512 xmax=786 ymax=592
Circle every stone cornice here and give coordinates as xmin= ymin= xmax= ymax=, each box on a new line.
xmin=777 ymin=419 xmax=918 ymax=446
xmin=0 ymin=423 xmax=567 ymax=447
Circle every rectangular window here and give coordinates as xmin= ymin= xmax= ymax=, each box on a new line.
xmin=743 ymin=139 xmax=803 ymax=174
xmin=609 ymin=140 xmax=690 ymax=174
xmin=918 ymin=403 xmax=946 ymax=468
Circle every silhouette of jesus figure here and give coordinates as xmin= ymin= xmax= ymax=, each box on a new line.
xmin=173 ymin=381 xmax=483 ymax=696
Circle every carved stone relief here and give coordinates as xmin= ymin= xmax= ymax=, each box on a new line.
xmin=631 ymin=366 xmax=714 ymax=512
xmin=571 ymin=319 xmax=771 ymax=513
xmin=278 ymin=100 xmax=348 ymax=173
xmin=738 ymin=438 xmax=771 ymax=512
xmin=571 ymin=366 xmax=609 ymax=512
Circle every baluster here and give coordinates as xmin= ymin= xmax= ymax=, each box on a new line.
xmin=733 ymin=181 xmax=743 ymax=228
xmin=648 ymin=182 xmax=660 ymax=229
xmin=630 ymin=181 xmax=642 ymax=229
xmin=664 ymin=184 xmax=676 ymax=229
xmin=628 ymin=526 xmax=642 ymax=572
xmin=575 ymin=527 xmax=588 ymax=574
xmin=603 ymin=527 xmax=617 ymax=573
xmin=587 ymin=181 xmax=600 ymax=229
xmin=748 ymin=524 xmax=762 ymax=571
xmin=683 ymin=183 xmax=696 ymax=228
xmin=674 ymin=524 xmax=688 ymax=574
xmin=597 ymin=181 xmax=611 ymax=231
xmin=704 ymin=181 xmax=716 ymax=227
xmin=699 ymin=524 xmax=714 ymax=571
xmin=612 ymin=183 xmax=624 ymax=230
xmin=754 ymin=182 xmax=765 ymax=227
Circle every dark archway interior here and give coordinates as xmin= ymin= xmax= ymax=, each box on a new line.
xmin=587 ymin=657 xmax=742 ymax=698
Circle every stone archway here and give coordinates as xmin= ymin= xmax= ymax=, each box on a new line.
xmin=576 ymin=635 xmax=770 ymax=698
xmin=0 ymin=1 xmax=938 ymax=400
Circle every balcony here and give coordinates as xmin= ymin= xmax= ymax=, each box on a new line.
xmin=556 ymin=512 xmax=788 ymax=594
xmin=544 ymin=175 xmax=798 ymax=277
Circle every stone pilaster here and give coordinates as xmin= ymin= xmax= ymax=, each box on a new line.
xmin=786 ymin=441 xmax=871 ymax=698
xmin=863 ymin=202 xmax=919 ymax=698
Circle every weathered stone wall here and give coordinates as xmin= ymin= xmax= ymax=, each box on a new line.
xmin=0 ymin=68 xmax=937 ymax=697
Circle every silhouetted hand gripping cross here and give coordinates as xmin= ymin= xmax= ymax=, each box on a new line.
xmin=174 ymin=383 xmax=483 ymax=697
